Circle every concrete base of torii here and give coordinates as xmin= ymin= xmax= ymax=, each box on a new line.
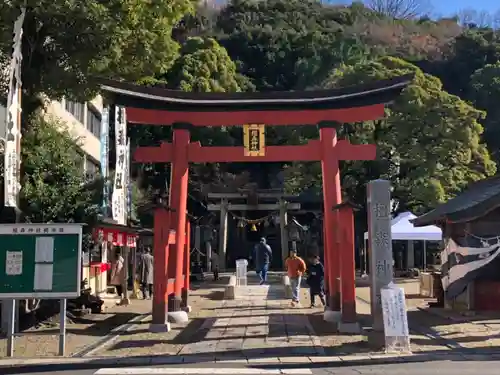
xmin=149 ymin=323 xmax=172 ymax=333
xmin=337 ymin=321 xmax=361 ymax=334
xmin=168 ymin=310 xmax=189 ymax=324
xmin=323 ymin=309 xmax=341 ymax=323
xmin=324 ymin=310 xmax=361 ymax=333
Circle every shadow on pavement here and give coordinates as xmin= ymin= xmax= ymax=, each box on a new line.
xmin=0 ymin=312 xmax=143 ymax=340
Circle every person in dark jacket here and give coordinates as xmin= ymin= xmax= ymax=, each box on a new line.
xmin=138 ymin=247 xmax=154 ymax=299
xmin=307 ymin=255 xmax=326 ymax=307
xmin=253 ymin=237 xmax=272 ymax=285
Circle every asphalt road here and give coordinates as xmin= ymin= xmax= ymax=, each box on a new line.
xmin=2 ymin=360 xmax=499 ymax=375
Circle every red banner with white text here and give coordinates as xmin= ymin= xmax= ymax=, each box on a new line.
xmin=93 ymin=227 xmax=137 ymax=248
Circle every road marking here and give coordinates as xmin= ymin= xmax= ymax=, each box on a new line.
xmin=94 ymin=368 xmax=313 ymax=375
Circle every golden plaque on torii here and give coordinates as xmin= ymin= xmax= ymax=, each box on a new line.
xmin=243 ymin=124 xmax=266 ymax=156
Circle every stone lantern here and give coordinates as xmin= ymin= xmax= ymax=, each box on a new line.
xmin=286 ymin=218 xmax=303 ymax=252
xmin=287 ymin=219 xmax=301 ymax=242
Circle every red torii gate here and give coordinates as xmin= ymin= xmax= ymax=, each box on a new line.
xmin=100 ymin=75 xmax=412 ymax=329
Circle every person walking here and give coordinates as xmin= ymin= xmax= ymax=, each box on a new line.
xmin=306 ymin=255 xmax=326 ymax=308
xmin=211 ymin=250 xmax=220 ymax=281
xmin=110 ymin=248 xmax=125 ymax=299
xmin=253 ymin=237 xmax=272 ymax=285
xmin=138 ymin=246 xmax=154 ymax=299
xmin=285 ymin=249 xmax=306 ymax=306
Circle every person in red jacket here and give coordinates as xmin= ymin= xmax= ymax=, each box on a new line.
xmin=285 ymin=249 xmax=306 ymax=306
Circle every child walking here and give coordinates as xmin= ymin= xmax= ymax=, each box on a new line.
xmin=307 ymin=255 xmax=326 ymax=308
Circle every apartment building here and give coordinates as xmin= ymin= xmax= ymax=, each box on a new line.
xmin=46 ymin=97 xmax=103 ymax=174
xmin=0 ymin=96 xmax=103 ymax=175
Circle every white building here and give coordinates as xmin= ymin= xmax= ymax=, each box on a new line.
xmin=46 ymin=97 xmax=103 ymax=174
xmin=0 ymin=97 xmax=103 ymax=174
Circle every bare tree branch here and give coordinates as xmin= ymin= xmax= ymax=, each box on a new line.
xmin=456 ymin=8 xmax=495 ymax=28
xmin=366 ymin=0 xmax=431 ymax=19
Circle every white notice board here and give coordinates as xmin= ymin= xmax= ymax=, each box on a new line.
xmin=381 ymin=285 xmax=410 ymax=337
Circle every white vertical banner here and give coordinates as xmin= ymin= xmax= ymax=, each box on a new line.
xmin=100 ymin=106 xmax=110 ymax=215
xmin=125 ymin=138 xmax=131 ymax=223
xmin=112 ymin=106 xmax=127 ymax=225
xmin=4 ymin=8 xmax=26 ymax=208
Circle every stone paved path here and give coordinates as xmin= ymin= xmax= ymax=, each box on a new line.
xmin=178 ymin=283 xmax=323 ymax=360
xmin=85 ymin=276 xmax=470 ymax=363
xmin=1 ymin=276 xmax=497 ymax=366
xmin=90 ymin=277 xmax=324 ymax=362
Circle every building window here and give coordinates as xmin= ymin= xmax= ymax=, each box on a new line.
xmin=86 ymin=106 xmax=101 ymax=138
xmin=65 ymin=100 xmax=85 ymax=124
xmin=85 ymin=158 xmax=100 ymax=179
xmin=75 ymin=152 xmax=84 ymax=171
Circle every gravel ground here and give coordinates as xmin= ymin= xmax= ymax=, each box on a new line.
xmin=418 ymin=308 xmax=500 ymax=350
xmin=0 ymin=297 xmax=152 ymax=358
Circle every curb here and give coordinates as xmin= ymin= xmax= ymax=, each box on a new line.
xmin=0 ymin=353 xmax=435 ymax=369
xmin=71 ymin=313 xmax=151 ymax=357
xmin=0 ymin=351 xmax=482 ymax=370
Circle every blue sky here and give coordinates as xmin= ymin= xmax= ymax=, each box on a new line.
xmin=433 ymin=0 xmax=498 ymax=16
xmin=334 ymin=1 xmax=499 ymax=17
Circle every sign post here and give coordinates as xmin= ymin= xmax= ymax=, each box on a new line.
xmin=0 ymin=223 xmax=83 ymax=357
xmin=6 ymin=299 xmax=15 ymax=357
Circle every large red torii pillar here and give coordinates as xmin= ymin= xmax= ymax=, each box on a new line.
xmin=151 ymin=203 xmax=192 ymax=329
xmin=319 ymin=123 xmax=343 ymax=315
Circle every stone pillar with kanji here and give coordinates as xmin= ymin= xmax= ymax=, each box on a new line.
xmin=367 ymin=179 xmax=394 ymax=347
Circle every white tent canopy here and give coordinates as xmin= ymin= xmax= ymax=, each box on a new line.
xmin=364 ymin=211 xmax=442 ymax=241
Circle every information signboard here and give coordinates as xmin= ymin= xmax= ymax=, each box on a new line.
xmin=381 ymin=284 xmax=411 ymax=353
xmin=0 ymin=224 xmax=83 ymax=298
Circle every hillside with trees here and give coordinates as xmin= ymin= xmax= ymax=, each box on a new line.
xmin=136 ymin=0 xmax=500 ymax=217
xmin=1 ymin=0 xmax=500 ymax=225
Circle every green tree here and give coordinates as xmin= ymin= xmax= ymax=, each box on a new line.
xmin=0 ymin=0 xmax=194 ymax=111
xmin=130 ymin=37 xmax=254 ymax=222
xmin=20 ymin=116 xmax=101 ymax=224
xmin=428 ymin=29 xmax=500 ymax=97
xmin=285 ymin=57 xmax=496 ymax=213
xmin=214 ymin=0 xmax=368 ymax=91
xmin=131 ymin=37 xmax=251 ymax=149
xmin=165 ymin=37 xmax=253 ymax=94
xmin=469 ymin=62 xmax=500 ymax=163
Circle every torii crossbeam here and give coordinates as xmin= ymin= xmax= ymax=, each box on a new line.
xmin=134 ymin=139 xmax=376 ymax=163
